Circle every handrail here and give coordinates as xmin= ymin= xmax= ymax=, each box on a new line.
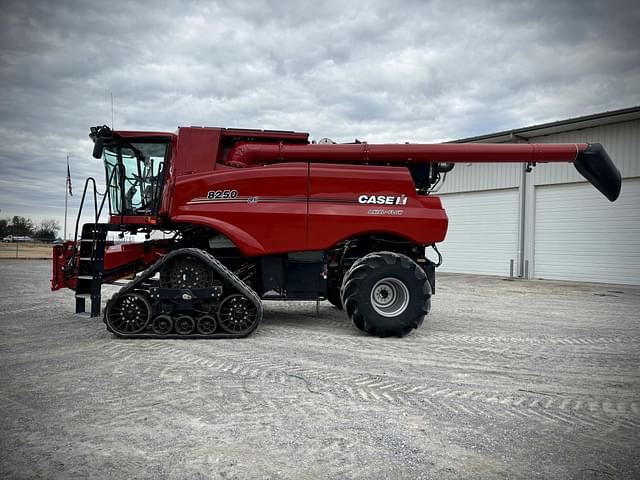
xmin=72 ymin=164 xmax=120 ymax=245
xmin=64 ymin=165 xmax=122 ymax=282
xmin=73 ymin=177 xmax=98 ymax=246
xmin=152 ymin=162 xmax=165 ymax=213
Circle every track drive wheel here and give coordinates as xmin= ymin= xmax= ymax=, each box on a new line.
xmin=159 ymin=255 xmax=213 ymax=289
xmin=105 ymin=292 xmax=152 ymax=335
xmin=340 ymin=252 xmax=431 ymax=337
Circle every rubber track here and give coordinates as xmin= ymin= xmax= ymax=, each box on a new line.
xmin=104 ymin=248 xmax=263 ymax=339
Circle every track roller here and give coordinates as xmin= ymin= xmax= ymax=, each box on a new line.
xmin=175 ymin=315 xmax=196 ymax=335
xmin=196 ymin=315 xmax=217 ymax=335
xmin=152 ymin=315 xmax=173 ymax=335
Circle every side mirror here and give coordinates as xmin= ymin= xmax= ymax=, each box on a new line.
xmin=92 ymin=138 xmax=104 ymax=159
xmin=437 ymin=162 xmax=455 ymax=173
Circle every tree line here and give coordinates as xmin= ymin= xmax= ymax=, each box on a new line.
xmin=0 ymin=216 xmax=61 ymax=241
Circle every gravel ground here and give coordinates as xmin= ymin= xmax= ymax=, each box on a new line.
xmin=0 ymin=260 xmax=639 ymax=479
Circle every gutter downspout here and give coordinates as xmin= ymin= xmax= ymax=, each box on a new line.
xmin=512 ymin=132 xmax=532 ymax=279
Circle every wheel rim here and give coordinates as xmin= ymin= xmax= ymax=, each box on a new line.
xmin=218 ymin=294 xmax=258 ymax=334
xmin=370 ymin=277 xmax=410 ymax=317
xmin=106 ymin=292 xmax=151 ymax=334
xmin=152 ymin=314 xmax=173 ymax=335
xmin=196 ymin=315 xmax=217 ymax=335
xmin=175 ymin=315 xmax=195 ymax=335
xmin=160 ymin=255 xmax=213 ymax=289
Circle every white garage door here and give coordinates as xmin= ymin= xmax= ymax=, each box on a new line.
xmin=534 ymin=178 xmax=640 ymax=285
xmin=438 ymin=189 xmax=520 ymax=276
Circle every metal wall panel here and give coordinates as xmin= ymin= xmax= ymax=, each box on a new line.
xmin=436 ymin=162 xmax=521 ymax=194
xmin=534 ymin=178 xmax=640 ymax=285
xmin=530 ymin=119 xmax=640 ymax=185
xmin=437 ymin=189 xmax=520 ymax=276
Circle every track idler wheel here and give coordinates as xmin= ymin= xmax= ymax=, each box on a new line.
xmin=105 ymin=292 xmax=152 ymax=335
xmin=196 ymin=315 xmax=217 ymax=335
xmin=218 ymin=294 xmax=259 ymax=336
xmin=175 ymin=315 xmax=196 ymax=335
xmin=152 ymin=314 xmax=173 ymax=335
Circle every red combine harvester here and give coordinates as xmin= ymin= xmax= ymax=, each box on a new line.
xmin=52 ymin=125 xmax=621 ymax=338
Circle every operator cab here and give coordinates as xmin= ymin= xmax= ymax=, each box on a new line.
xmin=91 ymin=125 xmax=172 ymax=217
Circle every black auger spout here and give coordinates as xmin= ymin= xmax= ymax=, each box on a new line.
xmin=574 ymin=143 xmax=622 ymax=201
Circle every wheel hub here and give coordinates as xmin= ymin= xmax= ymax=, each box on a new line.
xmin=218 ymin=294 xmax=258 ymax=334
xmin=370 ymin=277 xmax=410 ymax=317
xmin=106 ymin=292 xmax=152 ymax=334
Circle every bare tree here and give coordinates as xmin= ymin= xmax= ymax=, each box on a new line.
xmin=11 ymin=216 xmax=34 ymax=236
xmin=36 ymin=219 xmax=61 ymax=241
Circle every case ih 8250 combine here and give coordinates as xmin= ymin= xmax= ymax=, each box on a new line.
xmin=52 ymin=125 xmax=621 ymax=339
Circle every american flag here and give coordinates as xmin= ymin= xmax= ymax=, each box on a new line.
xmin=66 ymin=157 xmax=72 ymax=196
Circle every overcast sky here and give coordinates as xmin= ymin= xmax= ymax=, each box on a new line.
xmin=1 ymin=0 xmax=639 ymax=235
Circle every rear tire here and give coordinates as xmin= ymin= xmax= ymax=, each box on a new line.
xmin=340 ymin=252 xmax=431 ymax=337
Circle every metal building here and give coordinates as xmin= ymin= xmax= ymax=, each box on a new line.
xmin=437 ymin=106 xmax=640 ymax=285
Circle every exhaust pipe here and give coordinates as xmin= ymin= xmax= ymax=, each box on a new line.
xmin=574 ymin=143 xmax=621 ymax=201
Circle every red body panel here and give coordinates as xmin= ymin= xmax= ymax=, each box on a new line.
xmin=167 ymin=161 xmax=449 ymax=256
xmin=171 ymin=163 xmax=309 ymax=255
xmin=175 ymin=128 xmax=221 ymax=176
xmin=103 ymin=242 xmax=162 ymax=271
xmin=307 ymin=164 xmax=448 ymax=250
xmin=52 ymin=242 xmax=75 ymax=290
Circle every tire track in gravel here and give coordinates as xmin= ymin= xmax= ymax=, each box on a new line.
xmin=0 ymin=304 xmax=55 ymax=316
xmin=426 ymin=333 xmax=639 ymax=346
xmin=99 ymin=342 xmax=640 ymax=433
xmin=250 ymin=329 xmax=640 ymax=376
xmin=268 ymin=307 xmax=640 ymax=349
xmin=260 ymin=324 xmax=639 ymax=349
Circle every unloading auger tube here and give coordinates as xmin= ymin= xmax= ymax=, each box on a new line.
xmin=104 ymin=248 xmax=263 ymax=339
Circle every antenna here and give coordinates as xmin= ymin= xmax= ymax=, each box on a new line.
xmin=111 ymin=91 xmax=115 ymax=129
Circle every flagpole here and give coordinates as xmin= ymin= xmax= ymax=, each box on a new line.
xmin=64 ymin=155 xmax=69 ymax=240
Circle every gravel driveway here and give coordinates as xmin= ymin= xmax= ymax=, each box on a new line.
xmin=1 ymin=260 xmax=639 ymax=479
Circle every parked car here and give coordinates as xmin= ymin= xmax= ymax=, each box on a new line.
xmin=2 ymin=235 xmax=34 ymax=242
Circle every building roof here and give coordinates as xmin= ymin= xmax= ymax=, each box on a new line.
xmin=452 ymin=106 xmax=640 ymax=143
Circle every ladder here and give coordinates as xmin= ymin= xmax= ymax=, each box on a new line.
xmin=75 ymin=223 xmax=108 ymax=317
xmin=71 ymin=174 xmax=114 ymax=317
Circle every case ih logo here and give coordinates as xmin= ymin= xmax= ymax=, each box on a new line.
xmin=358 ymin=194 xmax=408 ymax=205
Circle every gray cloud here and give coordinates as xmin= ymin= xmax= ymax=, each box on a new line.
xmin=1 ymin=0 xmax=639 ymax=231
